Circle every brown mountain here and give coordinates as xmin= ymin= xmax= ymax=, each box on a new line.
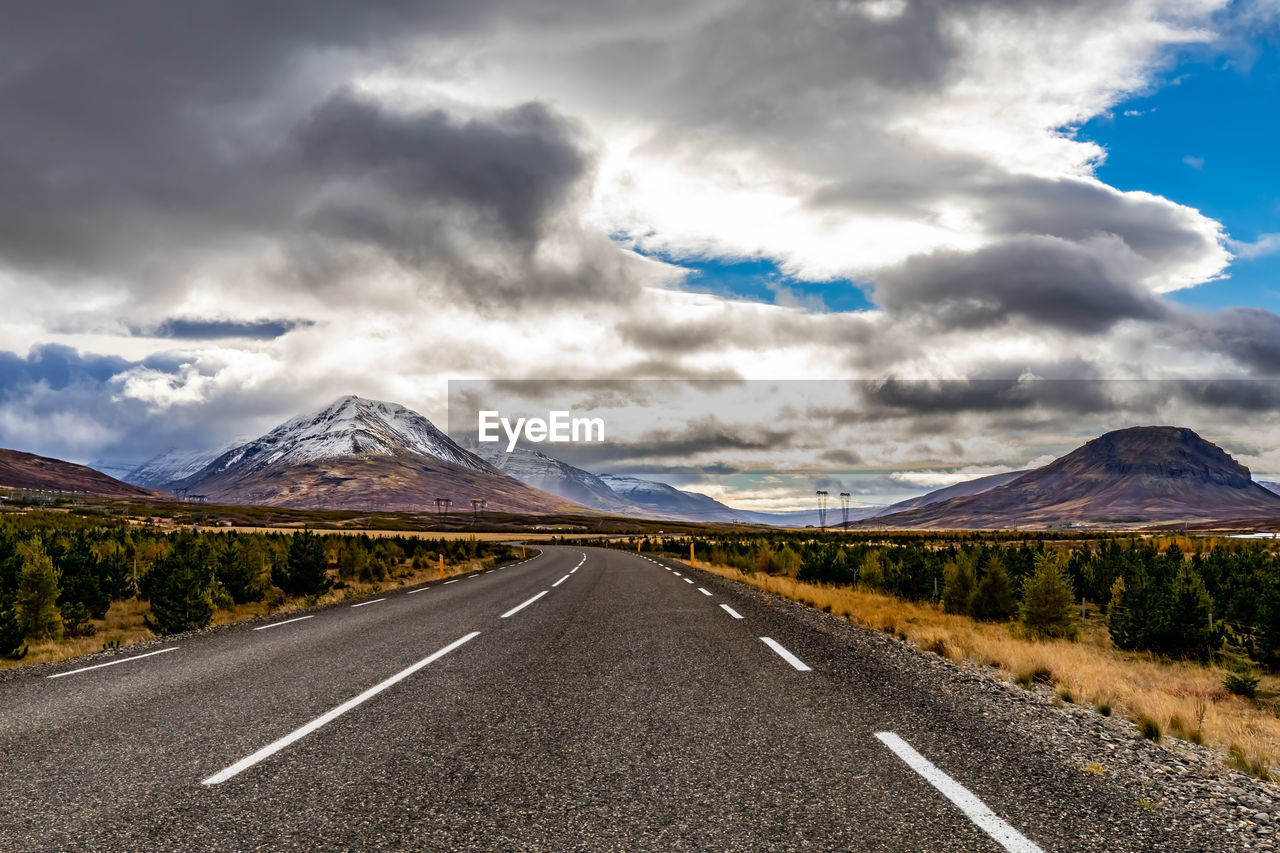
xmin=864 ymin=426 xmax=1280 ymax=529
xmin=173 ymin=396 xmax=579 ymax=514
xmin=0 ymin=448 xmax=157 ymax=498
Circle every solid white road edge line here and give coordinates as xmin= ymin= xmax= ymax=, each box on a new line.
xmin=47 ymin=646 xmax=178 ymax=679
xmin=351 ymin=598 xmax=385 ymax=608
xmin=500 ymin=590 xmax=548 ymax=619
xmin=552 ymin=574 xmax=570 ymax=587
xmin=759 ymin=637 xmax=811 ymax=671
xmin=720 ymin=604 xmax=743 ymax=619
xmin=253 ymin=615 xmax=316 ymax=631
xmin=698 ymin=587 xmax=712 ymax=596
xmin=873 ymin=732 xmax=1044 ymax=853
xmin=202 ymin=632 xmax=481 ymax=786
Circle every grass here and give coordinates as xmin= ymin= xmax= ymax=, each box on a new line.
xmin=689 ymin=559 xmax=1280 ymax=780
xmin=1 ymin=555 xmax=503 ymax=672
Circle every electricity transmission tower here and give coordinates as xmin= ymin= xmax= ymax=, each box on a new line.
xmin=470 ymin=499 xmax=487 ymax=525
xmin=435 ymin=498 xmax=452 ymax=519
xmin=840 ymin=492 xmax=850 ymax=528
xmin=816 ymin=490 xmax=828 ymax=530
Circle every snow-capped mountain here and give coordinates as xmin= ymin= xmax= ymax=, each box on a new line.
xmin=193 ymin=395 xmax=488 ymax=480
xmin=125 ymin=438 xmax=250 ymax=490
xmin=172 ymin=396 xmax=573 ymax=513
xmin=598 ymin=474 xmax=745 ymax=522
xmin=463 ymin=441 xmax=634 ymax=512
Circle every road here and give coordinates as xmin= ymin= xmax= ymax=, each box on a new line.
xmin=0 ymin=546 xmax=1216 ymax=851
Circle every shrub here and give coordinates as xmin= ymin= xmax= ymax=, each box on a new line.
xmin=1057 ymin=688 xmax=1075 ymax=704
xmin=1020 ymin=552 xmax=1079 ymax=639
xmin=59 ymin=601 xmax=95 ymax=637
xmin=1098 ymin=703 xmax=1112 ymax=717
xmin=0 ymin=592 xmax=27 ymax=660
xmin=1222 ymin=668 xmax=1259 ymax=699
xmin=1137 ymin=716 xmax=1162 ymax=741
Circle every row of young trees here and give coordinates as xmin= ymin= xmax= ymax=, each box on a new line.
xmin=0 ymin=513 xmax=516 ymax=655
xmin=624 ymin=533 xmax=1280 ymax=667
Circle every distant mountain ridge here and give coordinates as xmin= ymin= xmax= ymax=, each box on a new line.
xmin=0 ymin=449 xmax=157 ymax=499
xmin=868 ymin=470 xmax=1028 ymax=518
xmin=126 ymin=438 xmax=250 ymax=490
xmin=865 ymin=426 xmax=1280 ymax=529
xmin=463 ymin=441 xmax=637 ymax=514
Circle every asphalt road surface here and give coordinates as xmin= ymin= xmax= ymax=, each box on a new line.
xmin=0 ymin=546 xmax=1214 ymax=851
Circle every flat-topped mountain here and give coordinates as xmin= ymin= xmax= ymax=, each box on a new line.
xmin=866 ymin=426 xmax=1280 ymax=528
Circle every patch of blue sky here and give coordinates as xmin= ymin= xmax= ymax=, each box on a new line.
xmin=1077 ymin=37 xmax=1280 ymax=312
xmin=629 ymin=245 xmax=876 ymax=313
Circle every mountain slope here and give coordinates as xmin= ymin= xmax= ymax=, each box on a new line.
xmin=0 ymin=449 xmax=157 ymax=498
xmin=870 ymin=470 xmax=1028 ymax=517
xmin=125 ymin=438 xmax=250 ymax=490
xmin=866 ymin=426 xmax=1280 ymax=529
xmin=463 ymin=442 xmax=636 ymax=513
xmin=175 ymin=396 xmax=577 ymax=513
xmin=597 ymin=474 xmax=746 ymax=522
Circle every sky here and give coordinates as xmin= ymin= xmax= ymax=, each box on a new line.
xmin=2 ymin=0 xmax=1280 ymax=508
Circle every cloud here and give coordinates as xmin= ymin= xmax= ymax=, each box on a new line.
xmin=1183 ymin=154 xmax=1206 ymax=169
xmin=139 ymin=319 xmax=311 ymax=341
xmin=1230 ymin=232 xmax=1280 ymax=260
xmin=874 ymin=236 xmax=1171 ymax=334
xmin=8 ymin=0 xmax=1280 ymax=486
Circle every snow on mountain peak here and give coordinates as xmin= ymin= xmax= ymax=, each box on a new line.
xmin=199 ymin=395 xmax=490 ymax=477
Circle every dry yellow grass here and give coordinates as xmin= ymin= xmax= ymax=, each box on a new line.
xmin=692 ymin=560 xmax=1280 ymax=779
xmin=0 ymin=555 xmax=504 ymax=672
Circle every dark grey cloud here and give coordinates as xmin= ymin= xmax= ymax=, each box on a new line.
xmin=1173 ymin=308 xmax=1280 ymax=374
xmin=138 ymin=318 xmax=311 ymax=341
xmin=0 ymin=344 xmax=133 ymax=400
xmin=0 ymin=1 xmax=644 ymax=315
xmin=874 ymin=236 xmax=1171 ymax=334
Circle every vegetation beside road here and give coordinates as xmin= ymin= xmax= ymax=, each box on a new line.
xmin=605 ymin=532 xmax=1280 ymax=780
xmin=0 ymin=511 xmax=521 ymax=670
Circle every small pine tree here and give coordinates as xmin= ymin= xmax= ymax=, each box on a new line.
xmin=1020 ymin=552 xmax=1079 ymax=639
xmin=859 ymin=549 xmax=885 ymax=590
xmin=277 ymin=530 xmax=331 ymax=597
xmin=942 ymin=552 xmax=977 ymax=615
xmin=215 ymin=538 xmax=264 ymax=604
xmin=1163 ymin=562 xmax=1221 ymax=660
xmin=972 ymin=555 xmax=1016 ymax=621
xmin=16 ymin=539 xmax=62 ymax=640
xmin=141 ymin=540 xmax=213 ymax=635
xmin=1107 ymin=576 xmax=1134 ymax=648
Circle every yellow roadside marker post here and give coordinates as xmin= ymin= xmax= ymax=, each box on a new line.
xmin=439 ymin=554 xmax=444 ymax=580
xmin=690 ymin=543 xmax=695 ymax=566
